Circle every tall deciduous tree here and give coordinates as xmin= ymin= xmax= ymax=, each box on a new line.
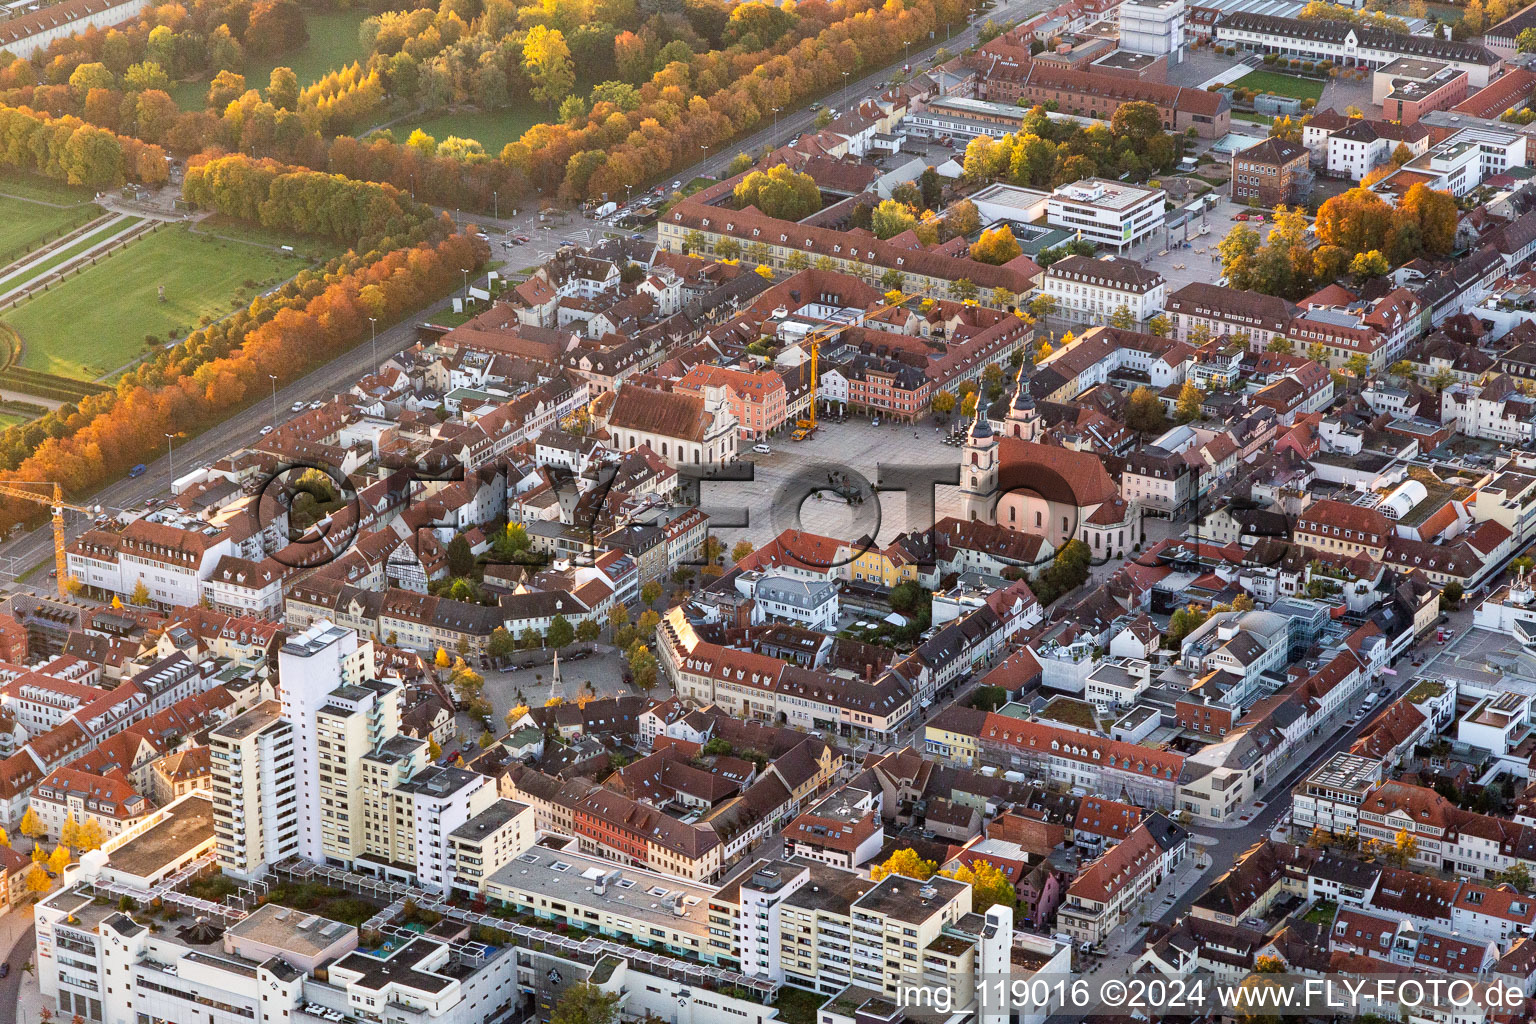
xmin=970 ymin=225 xmax=1022 ymax=265
xmin=871 ymin=848 xmax=937 ymax=881
xmin=523 ymin=26 xmax=575 ymax=108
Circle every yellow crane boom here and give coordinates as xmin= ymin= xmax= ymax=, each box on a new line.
xmin=0 ymin=482 xmax=101 ymax=598
xmin=800 ymin=290 xmax=914 ymax=433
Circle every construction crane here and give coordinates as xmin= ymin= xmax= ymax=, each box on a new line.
xmin=794 ymin=291 xmax=913 ymax=440
xmin=0 ymin=481 xmax=101 ymax=598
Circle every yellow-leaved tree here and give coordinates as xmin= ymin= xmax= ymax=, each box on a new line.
xmin=940 ymin=859 xmax=1018 ymax=913
xmin=869 ymin=848 xmax=937 ymax=882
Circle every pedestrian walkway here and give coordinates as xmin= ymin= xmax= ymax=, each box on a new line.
xmin=0 ymin=212 xmax=151 ymax=307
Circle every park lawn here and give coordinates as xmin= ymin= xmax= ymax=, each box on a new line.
xmin=0 ymin=216 xmax=143 ymax=293
xmin=4 ymin=224 xmax=302 ymax=381
xmin=171 ymin=8 xmax=372 ymax=111
xmin=0 ymin=173 xmax=98 ymax=206
xmin=0 ymin=195 xmax=99 ymax=266
xmin=1230 ymin=70 xmax=1326 ymax=102
xmin=193 ymin=215 xmax=343 ymax=261
xmin=400 ymin=106 xmax=547 ymax=156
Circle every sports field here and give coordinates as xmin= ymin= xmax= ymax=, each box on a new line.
xmin=5 ymin=225 xmax=303 ymax=381
xmin=1229 ymin=70 xmax=1326 ymax=102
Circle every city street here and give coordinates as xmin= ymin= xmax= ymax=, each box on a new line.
xmin=1076 ymin=632 xmax=1445 ymax=976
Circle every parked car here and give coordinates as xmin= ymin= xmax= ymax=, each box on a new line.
xmin=290 ymin=401 xmax=306 ymax=412
xmin=260 ymin=425 xmax=274 ymax=435
xmin=753 ymin=443 xmax=772 ymax=454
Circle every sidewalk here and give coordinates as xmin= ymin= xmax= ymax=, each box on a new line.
xmin=0 ymin=906 xmax=41 ymax=1024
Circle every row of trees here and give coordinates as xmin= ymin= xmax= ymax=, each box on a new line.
xmin=961 ymin=101 xmax=1184 ymax=191
xmin=0 ymin=227 xmax=486 ymax=531
xmin=0 ymin=103 xmax=168 ymax=187
xmin=25 ymin=0 xmax=966 ymax=208
xmin=512 ymin=0 xmax=969 ymax=201
xmin=182 ymin=152 xmax=439 ymax=246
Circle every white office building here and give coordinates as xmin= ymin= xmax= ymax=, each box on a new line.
xmin=1041 ymin=254 xmax=1167 ymax=326
xmin=1046 ymin=179 xmax=1167 ymax=252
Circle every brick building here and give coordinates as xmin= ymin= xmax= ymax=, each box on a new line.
xmin=1231 ymin=137 xmax=1312 ymax=207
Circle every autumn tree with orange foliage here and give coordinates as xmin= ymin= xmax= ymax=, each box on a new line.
xmin=0 ymin=198 xmax=486 ymax=530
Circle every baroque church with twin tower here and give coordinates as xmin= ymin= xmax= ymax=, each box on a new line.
xmin=957 ymin=368 xmax=1140 ymax=560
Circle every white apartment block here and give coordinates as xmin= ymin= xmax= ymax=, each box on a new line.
xmin=276 ymin=621 xmax=380 ymax=865
xmin=395 ymin=765 xmax=498 ymax=893
xmin=314 ymin=676 xmax=404 ymax=868
xmin=1046 ymin=179 xmax=1167 ymax=252
xmin=448 ymin=799 xmax=536 ymax=897
xmin=210 ymin=700 xmax=298 ymax=880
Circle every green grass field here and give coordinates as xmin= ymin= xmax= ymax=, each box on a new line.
xmin=0 ymin=216 xmax=142 ymax=294
xmin=171 ymin=8 xmax=372 ymax=110
xmin=399 ymin=106 xmax=547 ymax=156
xmin=0 ymin=196 xmax=99 ymax=266
xmin=1230 ymin=70 xmax=1326 ymax=102
xmin=192 ymin=215 xmax=343 ymax=261
xmin=0 ymin=174 xmax=98 ymax=205
xmin=4 ymin=225 xmax=303 ymax=380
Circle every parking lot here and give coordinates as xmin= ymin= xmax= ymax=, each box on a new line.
xmin=702 ymin=418 xmax=965 ymax=554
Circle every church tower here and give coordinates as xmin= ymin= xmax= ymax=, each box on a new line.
xmin=1005 ymin=364 xmax=1040 ymax=442
xmin=960 ymin=408 xmax=998 ymax=522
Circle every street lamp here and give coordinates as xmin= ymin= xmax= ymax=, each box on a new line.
xmin=368 ymin=316 xmax=378 ymax=374
xmin=461 ymin=268 xmax=471 ymax=304
xmin=700 ymin=143 xmax=709 ymax=171
xmin=268 ymin=375 xmax=278 ymax=429
xmin=164 ymin=433 xmax=175 ymax=490
xmin=772 ymin=105 xmax=782 ymax=129
xmin=493 ymin=190 xmax=499 ymax=221
xmin=841 ymin=70 xmax=850 ymax=107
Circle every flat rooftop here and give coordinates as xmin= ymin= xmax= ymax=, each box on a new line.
xmin=1092 ymin=50 xmax=1161 ymax=70
xmin=108 ymin=793 xmax=214 ymax=880
xmin=853 ymin=874 xmax=968 ymax=925
xmin=449 ymin=799 xmax=530 ymax=842
xmin=484 ymin=844 xmax=715 ymax=937
xmin=1378 ymin=56 xmax=1451 ymax=80
xmin=1302 ymin=751 xmax=1382 ymax=792
xmin=969 ymin=183 xmax=1052 ymax=213
xmin=225 ymin=903 xmax=356 ymax=959
xmin=1050 ymin=178 xmax=1163 ymax=211
xmin=211 ymin=699 xmax=284 ymax=742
